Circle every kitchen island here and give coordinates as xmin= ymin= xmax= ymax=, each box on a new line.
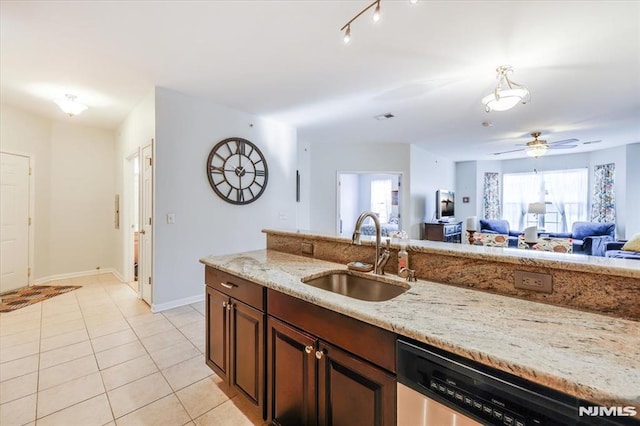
xmin=200 ymin=248 xmax=640 ymax=411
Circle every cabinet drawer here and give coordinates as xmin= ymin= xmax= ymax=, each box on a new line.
xmin=205 ymin=266 xmax=265 ymax=311
xmin=268 ymin=289 xmax=396 ymax=373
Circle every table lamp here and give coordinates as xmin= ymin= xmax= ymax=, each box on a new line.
xmin=527 ymin=202 xmax=546 ymax=229
xmin=465 ymin=216 xmax=477 ymax=244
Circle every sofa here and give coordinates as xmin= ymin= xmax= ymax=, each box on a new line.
xmin=547 ymin=221 xmax=615 ymax=256
xmin=605 ymin=241 xmax=640 ymax=260
xmin=478 ymin=219 xmax=520 ymax=248
xmin=479 ymin=219 xmax=615 ymax=256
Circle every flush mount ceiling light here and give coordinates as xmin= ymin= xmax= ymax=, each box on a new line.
xmin=54 ymin=94 xmax=88 ymax=117
xmin=341 ymin=0 xmax=417 ymax=43
xmin=482 ymin=65 xmax=530 ymax=112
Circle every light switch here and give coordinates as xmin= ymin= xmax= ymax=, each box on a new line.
xmin=166 ymin=213 xmax=176 ymax=224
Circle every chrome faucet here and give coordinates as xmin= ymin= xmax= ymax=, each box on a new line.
xmin=352 ymin=211 xmax=388 ymax=275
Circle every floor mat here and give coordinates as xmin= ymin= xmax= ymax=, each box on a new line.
xmin=0 ymin=285 xmax=82 ymax=313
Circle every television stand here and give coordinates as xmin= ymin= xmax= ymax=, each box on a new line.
xmin=422 ymin=221 xmax=462 ymax=243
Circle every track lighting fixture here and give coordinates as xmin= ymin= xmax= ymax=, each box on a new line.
xmin=340 ymin=0 xmax=418 ymax=43
xmin=372 ymin=1 xmax=381 ymax=22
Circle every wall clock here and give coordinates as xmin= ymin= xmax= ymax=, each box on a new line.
xmin=206 ymin=137 xmax=268 ymax=205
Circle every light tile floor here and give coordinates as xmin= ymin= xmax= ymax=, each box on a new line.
xmin=0 ymin=274 xmax=265 ymax=426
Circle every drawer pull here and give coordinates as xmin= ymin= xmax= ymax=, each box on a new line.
xmin=315 ymin=350 xmax=325 ymax=360
xmin=220 ymin=282 xmax=237 ymax=289
xmin=304 ymin=345 xmax=313 ymax=354
xmin=226 ymin=302 xmax=233 ymax=311
xmin=222 ymin=301 xmax=227 ymax=308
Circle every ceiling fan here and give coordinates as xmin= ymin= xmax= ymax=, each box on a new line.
xmin=493 ymin=132 xmax=579 ymax=158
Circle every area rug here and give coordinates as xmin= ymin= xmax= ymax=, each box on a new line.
xmin=0 ymin=285 xmax=82 ymax=313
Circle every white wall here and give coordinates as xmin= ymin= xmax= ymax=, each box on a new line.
xmin=0 ymin=104 xmax=52 ymax=281
xmin=455 ymin=161 xmax=477 ymax=229
xmin=153 ymin=87 xmax=298 ymax=308
xmin=308 ymin=143 xmax=410 ymax=236
xmin=1 ymin=105 xmax=117 ymax=281
xmin=409 ymin=145 xmax=455 ymax=238
xmin=625 ymin=143 xmax=640 ymax=237
xmin=49 ymin=122 xmax=116 ymax=275
xmin=114 ymin=90 xmax=155 ymax=278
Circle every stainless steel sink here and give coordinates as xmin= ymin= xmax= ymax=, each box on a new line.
xmin=301 ymin=271 xmax=409 ymax=302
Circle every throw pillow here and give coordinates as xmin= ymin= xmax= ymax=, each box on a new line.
xmin=621 ymin=233 xmax=640 ymax=252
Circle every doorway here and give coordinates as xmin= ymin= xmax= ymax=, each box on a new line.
xmin=124 ymin=151 xmax=140 ymax=295
xmin=0 ymin=152 xmax=31 ymax=293
xmin=337 ymin=172 xmax=403 ymax=238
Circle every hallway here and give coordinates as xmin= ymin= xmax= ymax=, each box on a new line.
xmin=0 ymin=274 xmax=263 ymax=425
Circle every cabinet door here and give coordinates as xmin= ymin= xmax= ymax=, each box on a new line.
xmin=317 ymin=341 xmax=396 ymax=426
xmin=206 ymin=287 xmax=230 ymax=381
xmin=230 ymin=299 xmax=265 ymax=416
xmin=267 ymin=317 xmax=317 ymax=426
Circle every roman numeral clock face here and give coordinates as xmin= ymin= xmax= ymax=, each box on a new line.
xmin=207 ymin=138 xmax=269 ymax=205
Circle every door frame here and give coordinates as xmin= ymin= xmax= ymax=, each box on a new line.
xmin=0 ymin=150 xmax=34 ymax=287
xmin=122 ymin=148 xmax=141 ymax=295
xmin=336 ymin=171 xmax=404 ymax=237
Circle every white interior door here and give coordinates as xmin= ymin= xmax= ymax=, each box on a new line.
xmin=140 ymin=144 xmax=153 ymax=305
xmin=1 ymin=153 xmax=30 ymax=293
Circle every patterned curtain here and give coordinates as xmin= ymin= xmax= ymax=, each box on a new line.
xmin=483 ymin=172 xmax=501 ymax=219
xmin=591 ymin=163 xmax=615 ymax=222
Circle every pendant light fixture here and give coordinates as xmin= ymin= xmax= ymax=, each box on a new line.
xmin=482 ymin=65 xmax=530 ymax=112
xmin=54 ymin=94 xmax=88 ymax=117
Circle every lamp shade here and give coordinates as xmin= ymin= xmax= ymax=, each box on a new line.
xmin=524 ymin=226 xmax=538 ymax=243
xmin=527 ymin=202 xmax=547 ymax=215
xmin=465 ymin=216 xmax=477 ymax=231
xmin=481 ymin=88 xmax=529 ymax=112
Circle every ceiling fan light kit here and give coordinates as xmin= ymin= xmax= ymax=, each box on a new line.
xmin=54 ymin=94 xmax=88 ymax=117
xmin=525 ymin=142 xmax=549 ymax=158
xmin=482 ymin=65 xmax=530 ymax=112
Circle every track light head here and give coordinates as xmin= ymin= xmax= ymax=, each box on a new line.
xmin=343 ymin=25 xmax=351 ymax=43
xmin=372 ymin=1 xmax=381 ymax=22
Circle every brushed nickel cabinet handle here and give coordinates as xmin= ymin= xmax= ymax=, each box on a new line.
xmin=220 ymin=282 xmax=237 ymax=289
xmin=305 ymin=345 xmax=313 ymax=354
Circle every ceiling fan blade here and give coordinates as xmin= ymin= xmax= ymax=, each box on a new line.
xmin=548 ymin=138 xmax=579 ymax=146
xmin=549 ymin=144 xmax=578 ymax=149
xmin=493 ymin=147 xmax=525 ymax=155
xmin=582 ymin=140 xmax=602 ymax=145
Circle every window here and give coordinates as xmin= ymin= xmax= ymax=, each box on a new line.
xmin=502 ymin=169 xmax=588 ymax=233
xmin=370 ymin=179 xmax=392 ymax=223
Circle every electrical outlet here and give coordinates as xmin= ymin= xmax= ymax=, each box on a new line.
xmin=514 ymin=270 xmax=552 ymax=293
xmin=301 ymin=242 xmax=314 ymax=256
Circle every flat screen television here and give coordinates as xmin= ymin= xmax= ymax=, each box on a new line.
xmin=436 ymin=189 xmax=455 ymax=220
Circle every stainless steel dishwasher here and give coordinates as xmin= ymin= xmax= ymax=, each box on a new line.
xmin=397 ymin=338 xmax=638 ymax=426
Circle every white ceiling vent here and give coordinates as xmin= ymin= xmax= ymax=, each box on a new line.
xmin=374 ymin=113 xmax=395 ymax=121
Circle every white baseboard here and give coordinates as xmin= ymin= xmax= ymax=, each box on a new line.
xmin=33 ymin=268 xmax=119 ymax=285
xmin=151 ymin=294 xmax=205 ymax=313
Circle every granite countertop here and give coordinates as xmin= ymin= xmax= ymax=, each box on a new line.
xmin=199 ymin=249 xmax=640 ymax=409
xmin=265 ymin=228 xmax=640 ymax=279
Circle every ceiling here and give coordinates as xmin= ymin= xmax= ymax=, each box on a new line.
xmin=1 ymin=1 xmax=639 ymax=162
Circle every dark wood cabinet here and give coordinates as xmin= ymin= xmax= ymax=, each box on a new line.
xmin=267 ymin=317 xmax=317 ymax=426
xmin=267 ymin=290 xmax=396 ymax=426
xmin=423 ymin=221 xmax=462 ymax=243
xmin=317 ymin=341 xmax=396 ymax=426
xmin=206 ymin=286 xmax=229 ymax=379
xmin=205 ymin=267 xmax=266 ymax=419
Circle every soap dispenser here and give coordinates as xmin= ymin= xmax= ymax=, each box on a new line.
xmin=398 ymin=238 xmax=409 ymax=270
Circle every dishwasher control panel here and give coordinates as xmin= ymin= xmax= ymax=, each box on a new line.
xmin=396 ymin=339 xmax=637 ymax=426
